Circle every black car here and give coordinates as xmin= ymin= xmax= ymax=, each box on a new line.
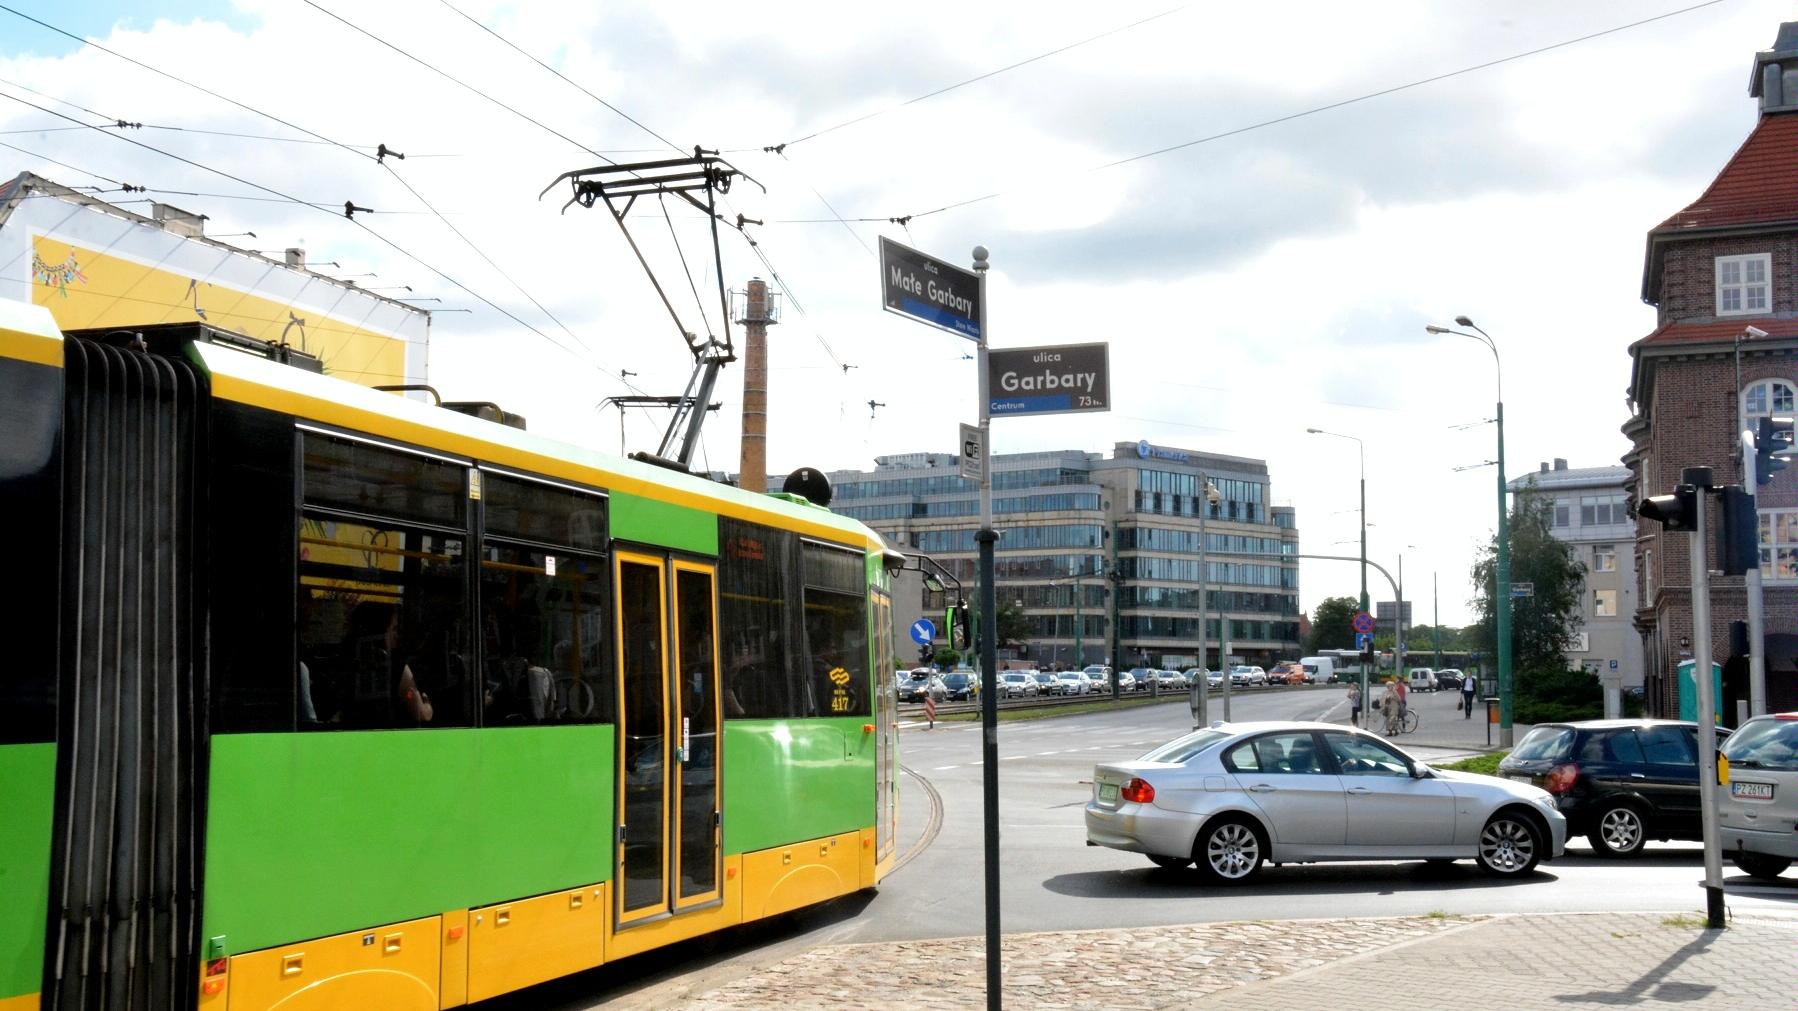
xmin=1498 ymin=719 xmax=1726 ymax=857
xmin=940 ymin=672 xmax=978 ymax=701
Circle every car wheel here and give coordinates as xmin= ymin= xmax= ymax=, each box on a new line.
xmin=1732 ymin=851 xmax=1792 ymax=880
xmin=1194 ymin=816 xmax=1265 ymax=884
xmin=1476 ymin=811 xmax=1543 ymax=877
xmin=1147 ymin=854 xmax=1191 ymax=869
xmin=1587 ymin=802 xmax=1648 ymax=858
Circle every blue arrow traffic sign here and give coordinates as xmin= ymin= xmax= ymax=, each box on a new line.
xmin=910 ymin=618 xmax=937 ymax=646
xmin=1356 ymin=632 xmax=1373 ymax=651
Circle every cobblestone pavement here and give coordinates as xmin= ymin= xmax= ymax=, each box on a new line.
xmin=677 ymin=912 xmax=1786 ymax=1010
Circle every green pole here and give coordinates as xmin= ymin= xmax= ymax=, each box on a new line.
xmin=1496 ymin=399 xmax=1513 ymax=746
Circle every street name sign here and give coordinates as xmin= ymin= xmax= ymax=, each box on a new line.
xmin=986 ymin=342 xmax=1111 ymax=417
xmin=1351 ymin=611 xmax=1376 ymax=635
xmin=1511 ymin=582 xmax=1535 ymax=598
xmin=910 ymin=618 xmax=937 ymax=646
xmin=958 ymin=422 xmax=984 ymax=483
xmin=879 ymin=236 xmax=982 ymax=339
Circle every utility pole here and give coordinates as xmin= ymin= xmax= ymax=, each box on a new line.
xmin=736 ymin=278 xmax=775 ymax=491
xmin=1433 ymin=571 xmax=1443 ymax=669
xmin=1685 ymin=470 xmax=1725 ymax=929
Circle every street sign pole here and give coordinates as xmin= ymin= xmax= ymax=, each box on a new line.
xmin=971 ymin=245 xmax=1001 ymax=1011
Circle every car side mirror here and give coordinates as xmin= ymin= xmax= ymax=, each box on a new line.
xmin=1409 ymin=764 xmax=1428 ymax=779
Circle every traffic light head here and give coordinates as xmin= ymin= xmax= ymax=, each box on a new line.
xmin=1638 ymin=484 xmax=1698 ymax=530
xmin=948 ymin=601 xmax=972 ymax=651
xmin=1756 ymin=415 xmax=1796 ymax=485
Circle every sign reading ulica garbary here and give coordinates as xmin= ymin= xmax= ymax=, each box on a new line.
xmin=880 ymin=236 xmax=982 ymax=339
xmin=987 ymin=342 xmax=1110 ymax=417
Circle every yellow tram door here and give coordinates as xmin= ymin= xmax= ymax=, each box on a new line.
xmin=613 ymin=552 xmax=723 ymax=929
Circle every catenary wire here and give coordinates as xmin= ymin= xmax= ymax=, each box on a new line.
xmin=767 ymin=4 xmax=1189 ymax=151
xmin=0 ymin=88 xmax=632 ymax=384
xmin=434 ymin=0 xmax=685 ymax=155
xmin=821 ymin=0 xmax=1732 ymax=222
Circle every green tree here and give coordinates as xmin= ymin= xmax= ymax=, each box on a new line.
xmin=932 ymin=646 xmax=961 ymax=668
xmin=1306 ymin=595 xmax=1360 ymax=653
xmin=996 ymin=597 xmax=1032 ymax=649
xmin=1470 ymin=488 xmax=1586 ymax=671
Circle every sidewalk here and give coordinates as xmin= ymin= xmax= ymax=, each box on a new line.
xmin=677 ymin=910 xmax=1785 ymax=1009
xmin=1336 ymin=686 xmax=1530 ymax=753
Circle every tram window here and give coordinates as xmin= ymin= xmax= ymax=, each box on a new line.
xmin=297 ymin=515 xmax=471 ymax=729
xmin=717 ymin=518 xmax=803 ymax=719
xmin=301 ymin=434 xmax=465 ymax=528
xmin=802 ymin=542 xmax=870 ymax=718
xmin=478 ymin=544 xmax=611 ymax=724
xmin=483 ymin=472 xmax=607 ymax=552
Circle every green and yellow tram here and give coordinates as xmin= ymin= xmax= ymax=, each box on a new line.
xmin=0 ymin=301 xmax=902 ymax=1011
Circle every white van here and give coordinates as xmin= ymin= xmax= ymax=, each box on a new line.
xmin=1300 ymin=656 xmax=1336 ymax=684
xmin=1406 ymin=667 xmax=1436 ymax=692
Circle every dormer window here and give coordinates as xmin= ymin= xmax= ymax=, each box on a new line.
xmin=1716 ymin=253 xmax=1771 ymax=316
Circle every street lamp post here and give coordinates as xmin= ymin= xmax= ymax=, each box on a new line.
xmin=1427 ymin=316 xmax=1511 ymax=747
xmin=1308 ymin=427 xmax=1368 ymax=715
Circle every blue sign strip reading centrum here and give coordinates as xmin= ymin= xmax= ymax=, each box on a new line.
xmin=990 ymin=394 xmax=1073 ymax=415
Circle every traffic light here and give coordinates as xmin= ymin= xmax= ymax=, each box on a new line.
xmin=1755 ymin=415 xmax=1796 ymax=485
xmin=1638 ymin=484 xmax=1699 ymax=530
xmin=919 ymin=642 xmax=934 ymax=665
xmin=1716 ymin=485 xmax=1759 ymax=576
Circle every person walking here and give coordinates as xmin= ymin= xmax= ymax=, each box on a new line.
xmin=1346 ymin=684 xmax=1362 ymax=727
xmin=1461 ymin=672 xmax=1477 ymax=719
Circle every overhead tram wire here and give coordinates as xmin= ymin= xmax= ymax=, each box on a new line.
xmin=0 ymin=140 xmax=131 ymax=188
xmin=763 ymin=3 xmax=1190 ymax=152
xmin=300 ymin=1 xmax=617 ymax=166
xmin=808 ymin=0 xmax=1731 ymax=224
xmin=0 ymin=90 xmax=633 ymax=387
xmin=433 ymin=0 xmax=684 ymax=155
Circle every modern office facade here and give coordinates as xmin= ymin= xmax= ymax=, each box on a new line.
xmin=1509 ymin=459 xmax=1644 ymax=687
xmin=826 ymin=441 xmax=1302 ymax=668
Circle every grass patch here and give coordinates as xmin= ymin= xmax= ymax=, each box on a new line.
xmin=1436 ymin=751 xmax=1508 ymax=776
xmin=1660 ymin=913 xmax=1708 ymax=929
xmin=1424 ymin=910 xmax=1450 ymax=920
xmin=935 ymin=694 xmax=1191 ymax=724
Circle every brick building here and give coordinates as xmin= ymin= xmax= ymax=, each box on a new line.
xmin=1624 ymin=22 xmax=1798 ymax=717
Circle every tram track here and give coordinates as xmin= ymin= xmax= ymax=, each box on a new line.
xmin=893 ymin=764 xmax=943 ymax=875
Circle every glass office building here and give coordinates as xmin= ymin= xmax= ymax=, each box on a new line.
xmin=825 ymin=441 xmax=1301 ymax=668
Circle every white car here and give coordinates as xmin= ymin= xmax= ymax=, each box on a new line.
xmin=1114 ymin=669 xmax=1138 ymax=692
xmin=1718 ymin=712 xmax=1798 ymax=880
xmin=1407 ymin=667 xmax=1437 ymax=692
xmin=1053 ymin=671 xmax=1093 ymax=695
xmin=1086 ymin=721 xmax=1567 ymax=881
xmin=1000 ymin=671 xmax=1040 ymax=698
xmin=1156 ymin=670 xmax=1187 ymax=690
xmin=1084 ymin=665 xmax=1113 ymax=688
xmin=1230 ymin=665 xmax=1267 ymax=687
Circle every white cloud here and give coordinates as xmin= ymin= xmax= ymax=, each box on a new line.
xmin=0 ymin=0 xmax=1787 ymax=628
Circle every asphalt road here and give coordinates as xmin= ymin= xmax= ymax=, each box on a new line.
xmin=499 ymin=686 xmax=1795 ymax=1010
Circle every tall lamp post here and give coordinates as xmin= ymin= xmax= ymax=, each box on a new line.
xmin=1427 ymin=316 xmax=1511 ymax=747
xmin=1309 ymin=427 xmax=1369 ymax=714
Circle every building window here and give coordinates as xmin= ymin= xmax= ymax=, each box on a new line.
xmin=1593 ymin=545 xmax=1616 ymax=572
xmin=1716 ymin=253 xmax=1771 ymax=316
xmin=1554 ymin=503 xmax=1570 ymax=527
xmin=1593 ymin=589 xmax=1617 ymax=617
xmin=1760 ymin=509 xmax=1798 ymax=583
xmin=1742 ymin=379 xmax=1796 ymax=430
xmin=1578 ymin=495 xmax=1626 ymax=526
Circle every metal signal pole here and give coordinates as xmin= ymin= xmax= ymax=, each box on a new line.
xmin=1684 ymin=467 xmax=1725 ymax=929
xmin=971 ymin=245 xmax=1002 ymax=1010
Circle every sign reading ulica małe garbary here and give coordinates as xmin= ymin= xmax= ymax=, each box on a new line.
xmin=987 ymin=342 xmax=1110 ymax=417
xmin=879 ymin=236 xmax=982 ymax=339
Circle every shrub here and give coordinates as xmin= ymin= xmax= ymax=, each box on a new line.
xmin=1513 ymin=667 xmax=1602 ymax=724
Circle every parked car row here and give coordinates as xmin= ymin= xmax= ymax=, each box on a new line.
xmin=1497 ymin=715 xmax=1798 ymax=880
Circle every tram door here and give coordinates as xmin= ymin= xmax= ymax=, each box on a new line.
xmin=614 ymin=552 xmax=723 ymax=928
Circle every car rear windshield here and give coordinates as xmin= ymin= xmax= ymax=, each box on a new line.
xmin=1511 ymin=726 xmax=1575 ymax=762
xmin=1140 ymin=729 xmax=1230 ymax=764
xmin=1722 ymin=718 xmax=1798 ymax=770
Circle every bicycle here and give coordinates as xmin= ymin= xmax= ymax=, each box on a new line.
xmin=1398 ymin=707 xmax=1419 ymax=734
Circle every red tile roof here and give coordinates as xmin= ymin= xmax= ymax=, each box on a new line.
xmin=1633 ymin=316 xmax=1797 ymax=349
xmin=1656 ymin=113 xmax=1798 ymax=232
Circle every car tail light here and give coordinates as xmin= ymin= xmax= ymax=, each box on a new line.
xmin=1543 ymin=763 xmax=1579 ymax=795
xmin=1120 ymin=778 xmax=1155 ymax=804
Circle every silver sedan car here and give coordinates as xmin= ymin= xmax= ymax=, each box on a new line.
xmin=1085 ymin=721 xmax=1566 ymax=882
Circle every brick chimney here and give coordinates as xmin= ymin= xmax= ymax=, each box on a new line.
xmin=737 ymin=278 xmax=777 ymax=492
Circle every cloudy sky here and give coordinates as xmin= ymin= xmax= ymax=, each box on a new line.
xmin=1 ymin=0 xmax=1786 ymax=624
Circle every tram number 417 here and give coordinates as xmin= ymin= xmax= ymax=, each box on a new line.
xmin=829 ymin=666 xmax=852 ymax=713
